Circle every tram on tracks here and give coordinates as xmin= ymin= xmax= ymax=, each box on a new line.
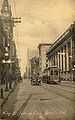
xmin=42 ymin=66 xmax=60 ymax=84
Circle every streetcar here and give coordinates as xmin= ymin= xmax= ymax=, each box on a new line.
xmin=42 ymin=66 xmax=60 ymax=84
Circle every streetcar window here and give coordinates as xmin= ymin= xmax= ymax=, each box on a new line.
xmin=51 ymin=70 xmax=53 ymax=75
xmin=55 ymin=70 xmax=58 ymax=75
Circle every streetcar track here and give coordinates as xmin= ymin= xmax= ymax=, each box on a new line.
xmin=1 ymin=83 xmax=75 ymax=120
xmin=60 ymin=84 xmax=75 ymax=89
xmin=47 ymin=84 xmax=75 ymax=94
xmin=56 ymin=85 xmax=75 ymax=94
xmin=42 ymin=85 xmax=75 ymax=102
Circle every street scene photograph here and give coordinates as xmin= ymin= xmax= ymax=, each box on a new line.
xmin=0 ymin=0 xmax=75 ymax=120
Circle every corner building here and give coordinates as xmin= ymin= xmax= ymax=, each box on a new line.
xmin=47 ymin=22 xmax=75 ymax=82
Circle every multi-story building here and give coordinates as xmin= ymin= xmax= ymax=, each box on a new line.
xmin=47 ymin=22 xmax=75 ymax=82
xmin=27 ymin=48 xmax=39 ymax=79
xmin=0 ymin=17 xmax=5 ymax=84
xmin=38 ymin=43 xmax=52 ymax=77
xmin=0 ymin=0 xmax=21 ymax=89
xmin=30 ymin=57 xmax=39 ymax=79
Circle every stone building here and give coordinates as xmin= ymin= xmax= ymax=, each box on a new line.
xmin=0 ymin=0 xmax=21 ymax=89
xmin=27 ymin=48 xmax=39 ymax=79
xmin=38 ymin=43 xmax=52 ymax=77
xmin=30 ymin=57 xmax=39 ymax=79
xmin=47 ymin=22 xmax=75 ymax=82
xmin=0 ymin=16 xmax=5 ymax=84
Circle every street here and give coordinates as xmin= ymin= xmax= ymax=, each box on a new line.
xmin=0 ymin=79 xmax=75 ymax=120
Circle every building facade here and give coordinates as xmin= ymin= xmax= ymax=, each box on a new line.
xmin=38 ymin=43 xmax=52 ymax=77
xmin=27 ymin=48 xmax=39 ymax=79
xmin=0 ymin=17 xmax=5 ymax=84
xmin=30 ymin=57 xmax=39 ymax=79
xmin=0 ymin=0 xmax=21 ymax=89
xmin=47 ymin=22 xmax=75 ymax=82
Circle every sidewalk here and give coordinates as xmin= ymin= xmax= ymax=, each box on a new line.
xmin=0 ymin=83 xmax=16 ymax=107
xmin=0 ymin=79 xmax=32 ymax=119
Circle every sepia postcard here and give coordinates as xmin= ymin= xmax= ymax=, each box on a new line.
xmin=0 ymin=0 xmax=75 ymax=120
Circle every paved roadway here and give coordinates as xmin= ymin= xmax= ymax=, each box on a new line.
xmin=1 ymin=79 xmax=75 ymax=120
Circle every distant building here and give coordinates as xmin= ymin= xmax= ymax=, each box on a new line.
xmin=27 ymin=48 xmax=39 ymax=79
xmin=47 ymin=22 xmax=75 ymax=82
xmin=38 ymin=43 xmax=52 ymax=77
xmin=30 ymin=57 xmax=39 ymax=79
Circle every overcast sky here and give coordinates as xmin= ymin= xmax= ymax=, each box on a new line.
xmin=0 ymin=0 xmax=75 ymax=75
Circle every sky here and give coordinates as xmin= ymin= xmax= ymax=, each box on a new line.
xmin=0 ymin=0 xmax=75 ymax=75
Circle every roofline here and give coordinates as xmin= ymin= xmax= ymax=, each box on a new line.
xmin=38 ymin=43 xmax=52 ymax=49
xmin=47 ymin=22 xmax=75 ymax=55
